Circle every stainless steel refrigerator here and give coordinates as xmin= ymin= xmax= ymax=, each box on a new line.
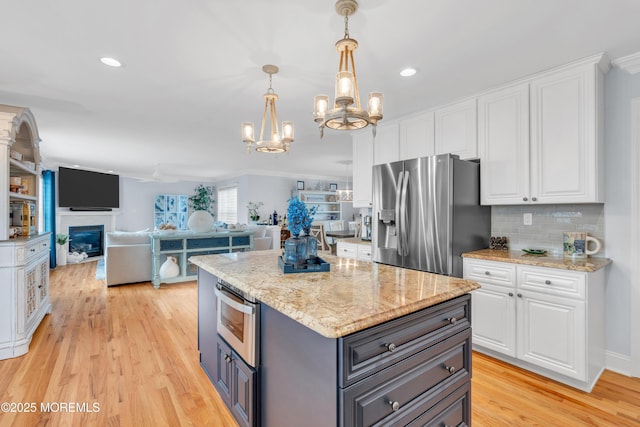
xmin=372 ymin=153 xmax=490 ymax=277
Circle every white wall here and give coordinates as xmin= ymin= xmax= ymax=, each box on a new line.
xmin=603 ymin=67 xmax=640 ymax=361
xmin=118 ymin=177 xmax=216 ymax=231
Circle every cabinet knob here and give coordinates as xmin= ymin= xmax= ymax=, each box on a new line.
xmin=545 ymin=279 xmax=551 ymax=285
xmin=523 ymin=197 xmax=528 ymax=202
xmin=30 ymin=248 xmax=36 ymax=253
xmin=448 ymin=317 xmax=458 ymax=325
xmin=517 ymin=293 xmax=523 ymax=298
xmin=385 ymin=343 xmax=397 ymax=352
xmin=388 ymin=400 xmax=400 ymax=412
xmin=532 ymin=197 xmax=537 ymax=202
xmin=484 ymin=271 xmax=490 ymax=276
xmin=224 ymin=354 xmax=232 ymax=363
xmin=445 ymin=365 xmax=456 ymax=374
xmin=508 ymin=292 xmax=514 ymax=297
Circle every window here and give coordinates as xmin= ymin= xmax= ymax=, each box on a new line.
xmin=217 ymin=185 xmax=238 ymax=224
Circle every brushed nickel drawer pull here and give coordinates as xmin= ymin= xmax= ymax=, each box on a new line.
xmin=448 ymin=317 xmax=458 ymax=325
xmin=388 ymin=400 xmax=400 ymax=411
xmin=445 ymin=365 xmax=456 ymax=374
xmin=385 ymin=343 xmax=397 ymax=352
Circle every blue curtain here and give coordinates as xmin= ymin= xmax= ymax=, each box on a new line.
xmin=42 ymin=170 xmax=56 ymax=267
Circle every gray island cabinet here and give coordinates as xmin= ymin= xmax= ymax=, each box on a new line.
xmin=191 ymin=251 xmax=480 ymax=427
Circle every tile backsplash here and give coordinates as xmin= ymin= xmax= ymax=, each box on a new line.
xmin=491 ymin=204 xmax=605 ymax=256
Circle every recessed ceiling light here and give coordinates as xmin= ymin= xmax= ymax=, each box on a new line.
xmin=400 ymin=67 xmax=417 ymax=77
xmin=100 ymin=57 xmax=122 ymax=67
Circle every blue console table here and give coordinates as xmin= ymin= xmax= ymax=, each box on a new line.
xmin=150 ymin=230 xmax=253 ymax=289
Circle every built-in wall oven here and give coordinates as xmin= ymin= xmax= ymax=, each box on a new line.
xmin=215 ymin=279 xmax=260 ymax=368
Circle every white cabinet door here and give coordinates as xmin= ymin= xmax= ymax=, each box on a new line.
xmin=517 ymin=291 xmax=586 ymax=381
xmin=530 ymin=62 xmax=601 ymax=203
xmin=478 ymin=84 xmax=530 ymax=205
xmin=435 ymin=99 xmax=477 ymax=159
xmin=356 ymin=244 xmax=372 ymax=261
xmin=399 ymin=111 xmax=435 ymax=160
xmin=373 ymin=122 xmax=400 ymax=165
xmin=337 ymin=242 xmax=357 ymax=259
xmin=471 ymin=284 xmax=517 ymax=357
xmin=352 ymin=132 xmax=373 ymax=208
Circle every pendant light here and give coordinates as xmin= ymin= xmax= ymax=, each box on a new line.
xmin=242 ymin=65 xmax=294 ymax=153
xmin=313 ymin=0 xmax=383 ymax=138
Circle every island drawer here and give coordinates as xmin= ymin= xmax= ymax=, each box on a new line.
xmin=404 ymin=382 xmax=470 ymax=427
xmin=340 ymin=329 xmax=471 ymax=427
xmin=339 ymin=294 xmax=470 ymax=387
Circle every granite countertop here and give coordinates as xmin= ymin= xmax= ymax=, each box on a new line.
xmin=462 ymin=249 xmax=612 ymax=272
xmin=338 ymin=237 xmax=372 ymax=245
xmin=190 ymin=250 xmax=480 ymax=339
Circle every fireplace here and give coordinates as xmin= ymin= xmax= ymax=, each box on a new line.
xmin=69 ymin=225 xmax=105 ymax=258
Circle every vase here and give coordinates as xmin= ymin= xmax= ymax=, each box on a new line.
xmin=159 ymin=256 xmax=180 ymax=278
xmin=301 ymin=234 xmax=318 ymax=261
xmin=187 ymin=210 xmax=214 ymax=232
xmin=284 ymin=235 xmax=304 ymax=267
xmin=57 ymin=244 xmax=67 ymax=266
xmin=284 ymin=234 xmax=318 ymax=267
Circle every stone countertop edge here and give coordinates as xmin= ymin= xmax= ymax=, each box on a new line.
xmin=462 ymin=249 xmax=612 ymax=272
xmin=339 ymin=237 xmax=372 ymax=245
xmin=189 ymin=250 xmax=479 ymax=339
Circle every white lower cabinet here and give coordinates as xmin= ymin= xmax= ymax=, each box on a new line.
xmin=0 ymin=233 xmax=52 ymax=360
xmin=337 ymin=241 xmax=372 ymax=262
xmin=463 ymin=258 xmax=604 ymax=392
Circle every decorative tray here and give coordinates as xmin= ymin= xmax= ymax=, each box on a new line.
xmin=522 ymin=249 xmax=547 ymax=255
xmin=278 ymin=255 xmax=330 ymax=274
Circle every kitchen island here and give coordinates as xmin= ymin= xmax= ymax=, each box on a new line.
xmin=191 ymin=250 xmax=481 ymax=427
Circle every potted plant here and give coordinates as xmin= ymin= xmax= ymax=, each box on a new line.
xmin=247 ymin=201 xmax=264 ymax=223
xmin=187 ymin=185 xmax=216 ymax=232
xmin=56 ymin=233 xmax=69 ymax=266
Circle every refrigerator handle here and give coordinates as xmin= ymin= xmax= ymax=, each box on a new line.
xmin=401 ymin=170 xmax=410 ymax=256
xmin=395 ymin=171 xmax=404 ymax=256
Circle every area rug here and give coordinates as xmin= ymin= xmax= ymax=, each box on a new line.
xmin=95 ymin=259 xmax=105 ymax=280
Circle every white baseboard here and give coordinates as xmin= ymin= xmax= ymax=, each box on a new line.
xmin=605 ymin=350 xmax=634 ymax=376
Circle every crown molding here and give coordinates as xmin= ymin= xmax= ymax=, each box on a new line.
xmin=612 ymin=51 xmax=640 ymax=74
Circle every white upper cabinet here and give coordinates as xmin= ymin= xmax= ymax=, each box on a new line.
xmin=529 ymin=57 xmax=606 ymax=204
xmin=435 ymin=98 xmax=477 ymax=159
xmin=479 ymin=53 xmax=608 ymax=205
xmin=478 ymin=83 xmax=530 ymax=205
xmin=399 ymin=111 xmax=435 ymax=160
xmin=352 ymin=131 xmax=374 ymax=208
xmin=373 ymin=122 xmax=400 ymax=165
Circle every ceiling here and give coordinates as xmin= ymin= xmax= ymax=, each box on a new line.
xmin=2 ymin=0 xmax=639 ymax=182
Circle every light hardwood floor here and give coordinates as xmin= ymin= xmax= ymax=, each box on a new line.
xmin=0 ymin=261 xmax=638 ymax=426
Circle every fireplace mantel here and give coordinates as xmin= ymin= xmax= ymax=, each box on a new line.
xmin=57 ymin=210 xmax=119 ymax=237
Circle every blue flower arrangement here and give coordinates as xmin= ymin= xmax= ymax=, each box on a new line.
xmin=287 ymin=196 xmax=317 ymax=236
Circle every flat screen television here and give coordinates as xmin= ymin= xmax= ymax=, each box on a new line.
xmin=58 ymin=167 xmax=120 ymax=210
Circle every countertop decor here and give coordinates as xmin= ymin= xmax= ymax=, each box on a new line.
xmin=462 ymin=249 xmax=611 ymax=272
xmin=190 ymin=250 xmax=480 ymax=338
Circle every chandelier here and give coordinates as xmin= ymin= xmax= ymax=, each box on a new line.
xmin=313 ymin=0 xmax=383 ymax=137
xmin=242 ymin=65 xmax=294 ymax=153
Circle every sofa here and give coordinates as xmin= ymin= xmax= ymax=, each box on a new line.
xmin=104 ymin=231 xmax=152 ymax=286
xmin=247 ymin=225 xmax=272 ymax=250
